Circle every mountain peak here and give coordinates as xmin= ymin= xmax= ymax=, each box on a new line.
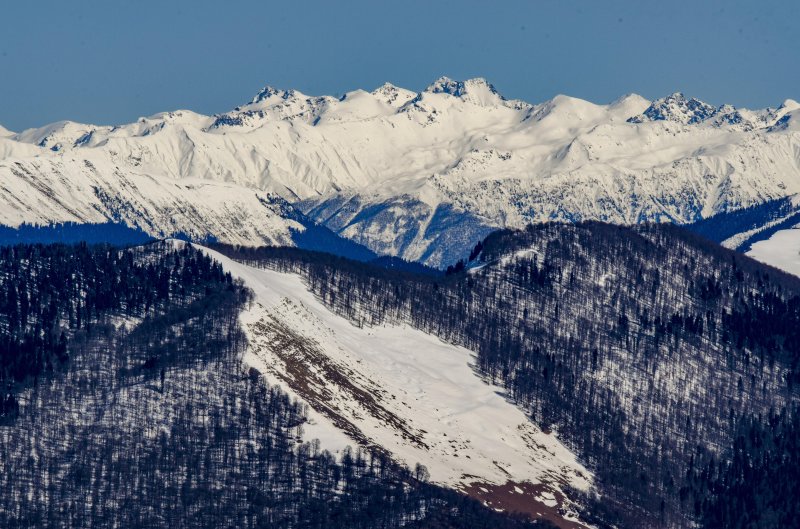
xmin=610 ymin=93 xmax=649 ymax=106
xmin=769 ymin=108 xmax=800 ymax=132
xmin=423 ymin=77 xmax=505 ymax=106
xmin=425 ymin=76 xmax=498 ymax=95
xmin=425 ymin=76 xmax=465 ymax=96
xmin=707 ymin=104 xmax=754 ymax=129
xmin=628 ymin=92 xmax=717 ymax=125
xmin=12 ymin=120 xmax=105 ymax=151
xmin=375 ymin=81 xmax=400 ymax=92
xmin=779 ymin=98 xmax=800 ymax=112
xmin=250 ymin=85 xmax=297 ymax=105
xmin=371 ymin=82 xmax=416 ymax=107
xmin=528 ymin=94 xmax=607 ymax=125
xmin=608 ymin=93 xmax=650 ymax=119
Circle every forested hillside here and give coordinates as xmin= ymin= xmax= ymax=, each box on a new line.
xmin=0 ymin=242 xmax=544 ymax=529
xmin=3 ymin=228 xmax=797 ymax=528
xmin=683 ymin=405 xmax=800 ymax=528
xmin=215 ymin=222 xmax=800 ymax=528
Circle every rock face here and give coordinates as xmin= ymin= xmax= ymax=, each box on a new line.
xmin=627 ymin=92 xmax=717 ymax=124
xmin=2 ymin=78 xmax=800 ymax=266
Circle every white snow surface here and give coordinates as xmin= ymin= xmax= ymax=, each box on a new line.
xmin=2 ymin=78 xmax=799 ymax=265
xmin=0 ymin=154 xmax=304 ymax=245
xmin=746 ymin=228 xmax=800 ymax=277
xmin=195 ymin=243 xmax=593 ymax=498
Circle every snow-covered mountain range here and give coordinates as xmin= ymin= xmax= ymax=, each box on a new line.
xmin=2 ymin=77 xmax=799 ymax=266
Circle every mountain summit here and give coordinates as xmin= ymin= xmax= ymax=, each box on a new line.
xmin=627 ymin=92 xmax=717 ymax=124
xmin=423 ymin=76 xmax=506 ymax=105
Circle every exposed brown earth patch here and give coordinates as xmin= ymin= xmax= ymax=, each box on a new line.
xmin=461 ymin=481 xmax=590 ymax=529
xmin=248 ymin=313 xmax=428 ymax=457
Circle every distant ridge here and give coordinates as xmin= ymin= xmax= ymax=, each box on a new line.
xmin=1 ymin=77 xmax=798 ymax=265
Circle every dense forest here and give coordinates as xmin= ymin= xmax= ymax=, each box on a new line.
xmin=682 ymin=405 xmax=800 ymax=529
xmin=0 ymin=241 xmax=546 ymax=529
xmin=214 ymin=221 xmax=800 ymax=528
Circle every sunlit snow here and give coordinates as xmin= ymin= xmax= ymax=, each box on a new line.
xmin=747 ymin=228 xmax=800 ymax=278
xmin=196 ymin=243 xmax=593 ymax=501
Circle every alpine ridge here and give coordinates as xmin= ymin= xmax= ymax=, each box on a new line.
xmin=1 ymin=78 xmax=799 ymax=266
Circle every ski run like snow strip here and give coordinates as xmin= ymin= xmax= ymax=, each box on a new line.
xmin=194 ymin=243 xmax=593 ymax=525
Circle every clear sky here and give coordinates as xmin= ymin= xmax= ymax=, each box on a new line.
xmin=0 ymin=0 xmax=797 ymax=131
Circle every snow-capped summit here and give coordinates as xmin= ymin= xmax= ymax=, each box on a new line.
xmin=530 ymin=94 xmax=606 ymax=122
xmin=778 ymin=98 xmax=800 ymax=113
xmin=13 ymin=120 xmax=113 ymax=152
xmin=315 ymin=89 xmax=401 ymax=123
xmin=628 ymin=92 xmax=717 ymax=124
xmin=244 ymin=86 xmax=336 ymax=113
xmin=371 ymin=82 xmax=416 ymax=108
xmin=209 ymin=85 xmax=337 ymax=129
xmin=769 ymin=109 xmax=800 ymax=132
xmin=704 ymin=104 xmax=754 ymax=129
xmin=769 ymin=99 xmax=800 ymax=126
xmin=627 ymin=94 xmax=799 ymax=130
xmin=249 ymin=85 xmax=291 ymax=105
xmin=607 ymin=93 xmax=651 ymax=118
xmin=424 ymin=76 xmax=506 ymax=106
xmin=425 ymin=76 xmax=469 ymax=96
xmin=0 ymin=124 xmax=14 ymax=138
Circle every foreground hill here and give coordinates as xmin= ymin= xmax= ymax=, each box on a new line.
xmin=212 ymin=221 xmax=800 ymax=527
xmin=0 ymin=241 xmax=541 ymax=529
xmin=198 ymin=244 xmax=593 ymax=528
xmin=2 ymin=221 xmax=799 ymax=527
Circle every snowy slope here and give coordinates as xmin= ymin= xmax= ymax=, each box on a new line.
xmin=682 ymin=193 xmax=800 ymax=253
xmin=1 ymin=77 xmax=799 ymax=265
xmin=746 ymin=228 xmax=800 ymax=277
xmin=197 ymin=243 xmax=593 ymax=526
xmin=0 ymin=156 xmax=304 ymax=245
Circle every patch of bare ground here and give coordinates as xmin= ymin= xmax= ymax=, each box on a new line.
xmin=461 ymin=481 xmax=590 ymax=529
xmin=248 ymin=315 xmax=428 ymax=457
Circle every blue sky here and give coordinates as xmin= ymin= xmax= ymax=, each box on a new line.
xmin=0 ymin=0 xmax=796 ymax=130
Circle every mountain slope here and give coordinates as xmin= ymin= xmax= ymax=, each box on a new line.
xmin=199 ymin=243 xmax=593 ymax=528
xmin=210 ymin=222 xmax=800 ymax=527
xmin=1 ymin=78 xmax=799 ymax=265
xmin=0 ymin=152 xmax=378 ymax=258
xmin=746 ymin=227 xmax=800 ymax=277
xmin=0 ymin=241 xmax=544 ymax=529
xmin=684 ymin=194 xmax=800 ymax=252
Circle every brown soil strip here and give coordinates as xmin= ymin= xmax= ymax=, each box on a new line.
xmin=461 ymin=481 xmax=590 ymax=529
xmin=249 ymin=314 xmax=428 ymax=456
